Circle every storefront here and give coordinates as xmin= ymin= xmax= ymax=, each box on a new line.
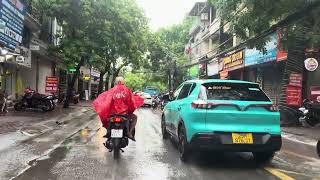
xmin=244 ymin=32 xmax=282 ymax=103
xmin=220 ymin=49 xmax=245 ymax=80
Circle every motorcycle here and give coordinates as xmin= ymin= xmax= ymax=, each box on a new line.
xmin=152 ymin=96 xmax=160 ymax=110
xmin=103 ymin=114 xmax=135 ymax=159
xmin=14 ymin=88 xmax=55 ymax=112
xmin=57 ymin=92 xmax=80 ymax=104
xmin=298 ymin=99 xmax=320 ymax=127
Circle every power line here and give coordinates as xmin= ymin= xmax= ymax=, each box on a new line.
xmin=186 ymin=0 xmax=320 ymax=67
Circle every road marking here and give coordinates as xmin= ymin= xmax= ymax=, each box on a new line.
xmin=282 ymin=150 xmax=318 ymax=162
xmin=264 ymin=167 xmax=295 ymax=180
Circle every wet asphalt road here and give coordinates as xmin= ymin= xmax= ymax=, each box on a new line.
xmin=8 ymin=108 xmax=320 ymax=180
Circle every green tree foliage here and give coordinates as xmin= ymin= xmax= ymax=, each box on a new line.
xmin=33 ymin=0 xmax=148 ymax=104
xmin=146 ymin=17 xmax=194 ymax=90
xmin=209 ymin=0 xmax=320 ymax=50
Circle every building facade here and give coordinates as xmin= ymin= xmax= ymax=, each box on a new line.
xmin=186 ymin=1 xmax=320 ymax=124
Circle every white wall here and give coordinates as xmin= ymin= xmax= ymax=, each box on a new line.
xmin=38 ymin=59 xmax=53 ymax=94
xmin=19 ymin=57 xmax=37 ymax=91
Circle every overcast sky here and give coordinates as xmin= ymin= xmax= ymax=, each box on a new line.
xmin=136 ymin=0 xmax=204 ymax=30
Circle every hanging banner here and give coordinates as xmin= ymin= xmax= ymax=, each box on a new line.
xmin=286 ymin=85 xmax=302 ymax=106
xmin=45 ymin=76 xmax=59 ymax=93
xmin=223 ymin=50 xmax=244 ymax=71
xmin=288 ymin=73 xmax=303 ymax=87
xmin=207 ymin=58 xmax=219 ymax=76
xmin=245 ymin=33 xmax=277 ymax=66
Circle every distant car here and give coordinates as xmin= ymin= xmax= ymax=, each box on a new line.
xmin=162 ymin=79 xmax=281 ymax=162
xmin=144 ymin=86 xmax=160 ymax=96
xmin=141 ymin=92 xmax=152 ymax=106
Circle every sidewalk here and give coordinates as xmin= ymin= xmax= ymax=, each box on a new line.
xmin=0 ymin=101 xmax=93 ymax=135
xmin=282 ymin=126 xmax=320 ymax=140
xmin=282 ymin=126 xmax=320 ymax=157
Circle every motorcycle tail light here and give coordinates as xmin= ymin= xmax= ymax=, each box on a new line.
xmin=113 ymin=117 xmax=123 ymax=123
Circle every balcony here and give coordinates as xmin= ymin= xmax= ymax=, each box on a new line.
xmin=189 ymin=19 xmax=201 ymax=36
xmin=24 ymin=3 xmax=41 ymax=32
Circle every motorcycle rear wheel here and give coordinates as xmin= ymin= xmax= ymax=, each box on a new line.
xmin=41 ymin=101 xmax=52 ymax=112
xmin=14 ymin=102 xmax=26 ymax=111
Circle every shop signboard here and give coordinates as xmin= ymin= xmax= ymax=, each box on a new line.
xmin=277 ymin=30 xmax=288 ymax=61
xmin=220 ymin=70 xmax=228 ymax=80
xmin=288 ymin=73 xmax=303 ymax=87
xmin=0 ymin=0 xmax=26 ymax=50
xmin=207 ymin=58 xmax=219 ymax=76
xmin=223 ymin=50 xmax=244 ymax=71
xmin=310 ymin=86 xmax=320 ymax=103
xmin=45 ymin=76 xmax=59 ymax=93
xmin=189 ymin=65 xmax=198 ymax=78
xmin=245 ymin=33 xmax=277 ymax=66
xmin=286 ymin=85 xmax=302 ymax=106
xmin=304 ymin=58 xmax=318 ymax=72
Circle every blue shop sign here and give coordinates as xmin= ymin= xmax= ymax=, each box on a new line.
xmin=0 ymin=0 xmax=26 ymax=50
xmin=245 ymin=33 xmax=277 ymax=66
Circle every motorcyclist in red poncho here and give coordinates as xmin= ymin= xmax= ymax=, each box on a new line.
xmin=93 ymin=77 xmax=138 ymax=141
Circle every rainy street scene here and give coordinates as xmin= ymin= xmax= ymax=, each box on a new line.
xmin=1 ymin=0 xmax=320 ymax=179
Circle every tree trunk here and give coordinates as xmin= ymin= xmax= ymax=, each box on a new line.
xmin=98 ymin=71 xmax=106 ymax=94
xmin=63 ymin=57 xmax=85 ymax=108
xmin=105 ymin=72 xmax=110 ymax=90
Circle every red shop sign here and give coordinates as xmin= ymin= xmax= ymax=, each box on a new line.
xmin=286 ymin=85 xmax=302 ymax=106
xmin=310 ymin=86 xmax=320 ymax=103
xmin=288 ymin=73 xmax=303 ymax=87
xmin=45 ymin=76 xmax=59 ymax=93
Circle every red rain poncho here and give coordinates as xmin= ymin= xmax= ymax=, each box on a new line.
xmin=92 ymin=84 xmax=144 ymax=127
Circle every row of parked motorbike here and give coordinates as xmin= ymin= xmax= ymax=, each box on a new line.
xmin=0 ymin=88 xmax=80 ymax=114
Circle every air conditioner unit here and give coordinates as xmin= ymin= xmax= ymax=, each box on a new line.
xmin=200 ymin=13 xmax=209 ymax=21
xmin=16 ymin=56 xmax=25 ymax=63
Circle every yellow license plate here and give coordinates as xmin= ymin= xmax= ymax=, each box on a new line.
xmin=232 ymin=133 xmax=253 ymax=144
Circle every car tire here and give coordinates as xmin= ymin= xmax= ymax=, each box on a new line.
xmin=178 ymin=124 xmax=190 ymax=162
xmin=161 ymin=116 xmax=169 ymax=139
xmin=253 ymin=151 xmax=275 ymax=164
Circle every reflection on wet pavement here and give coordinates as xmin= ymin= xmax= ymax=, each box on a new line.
xmin=10 ymin=109 xmax=319 ymax=180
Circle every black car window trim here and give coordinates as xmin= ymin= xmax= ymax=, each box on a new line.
xmin=177 ymin=83 xmax=193 ymax=100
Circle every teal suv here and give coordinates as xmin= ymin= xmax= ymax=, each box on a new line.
xmin=162 ymin=80 xmax=281 ymax=162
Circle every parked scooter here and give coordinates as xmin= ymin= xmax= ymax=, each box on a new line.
xmin=57 ymin=92 xmax=80 ymax=104
xmin=298 ymin=99 xmax=320 ymax=127
xmin=14 ymin=88 xmax=55 ymax=112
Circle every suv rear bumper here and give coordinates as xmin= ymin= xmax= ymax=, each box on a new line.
xmin=189 ymin=132 xmax=282 ymax=152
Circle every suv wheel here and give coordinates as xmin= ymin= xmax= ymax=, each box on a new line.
xmin=178 ymin=124 xmax=190 ymax=162
xmin=161 ymin=116 xmax=169 ymax=139
xmin=253 ymin=151 xmax=275 ymax=164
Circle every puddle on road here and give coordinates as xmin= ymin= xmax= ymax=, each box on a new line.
xmin=13 ymin=126 xmax=99 ymax=180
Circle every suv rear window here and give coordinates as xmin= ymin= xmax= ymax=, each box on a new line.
xmin=202 ymin=82 xmax=271 ymax=102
